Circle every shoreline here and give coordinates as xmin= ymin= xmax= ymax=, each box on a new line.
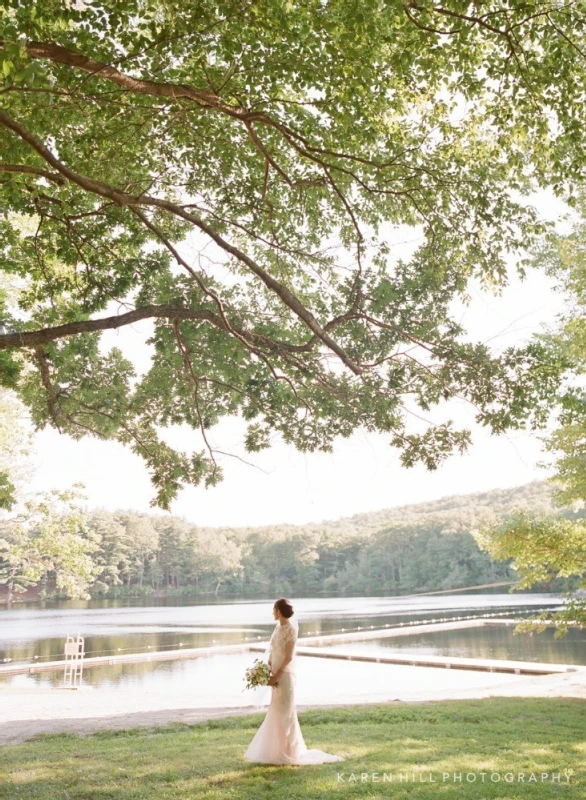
xmin=2 ymin=666 xmax=585 ymax=746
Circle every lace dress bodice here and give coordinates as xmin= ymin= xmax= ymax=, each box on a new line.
xmin=269 ymin=620 xmax=298 ymax=674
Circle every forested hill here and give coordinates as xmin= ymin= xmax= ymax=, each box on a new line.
xmin=221 ymin=479 xmax=561 ymax=541
xmin=79 ymin=480 xmax=578 ymax=600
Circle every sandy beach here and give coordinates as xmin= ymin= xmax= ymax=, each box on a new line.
xmin=2 ymin=664 xmax=585 ymax=746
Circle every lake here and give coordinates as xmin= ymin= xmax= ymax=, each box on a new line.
xmin=2 ymin=593 xmax=582 ymax=693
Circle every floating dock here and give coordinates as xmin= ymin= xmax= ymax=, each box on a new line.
xmin=0 ymin=618 xmax=580 ymax=679
xmin=297 ymin=617 xmax=487 ymax=645
xmin=0 ymin=642 xmax=250 ymax=677
xmin=249 ymin=644 xmax=578 ymax=676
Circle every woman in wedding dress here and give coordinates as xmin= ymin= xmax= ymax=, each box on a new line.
xmin=244 ymin=598 xmax=345 ymax=766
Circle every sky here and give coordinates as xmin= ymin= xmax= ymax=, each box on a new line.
xmin=27 ymin=190 xmax=571 ymax=529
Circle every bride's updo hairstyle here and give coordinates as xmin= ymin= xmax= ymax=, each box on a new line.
xmin=274 ymin=598 xmax=294 ymax=618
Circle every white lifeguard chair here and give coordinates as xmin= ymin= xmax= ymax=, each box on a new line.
xmin=63 ymin=633 xmax=85 ymax=689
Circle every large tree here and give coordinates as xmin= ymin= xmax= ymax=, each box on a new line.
xmin=0 ymin=1 xmax=583 ymax=507
xmin=474 ymin=193 xmax=586 ymax=634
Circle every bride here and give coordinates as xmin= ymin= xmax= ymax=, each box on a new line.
xmin=244 ymin=598 xmax=345 ymax=766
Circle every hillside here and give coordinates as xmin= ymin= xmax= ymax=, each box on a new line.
xmin=75 ymin=480 xmax=578 ymax=599
xmin=210 ymin=479 xmax=561 ymax=542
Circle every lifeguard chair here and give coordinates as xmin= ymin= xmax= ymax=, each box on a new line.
xmin=63 ymin=633 xmax=85 ymax=689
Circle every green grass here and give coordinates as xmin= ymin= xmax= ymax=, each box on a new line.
xmin=1 ymin=698 xmax=584 ymax=799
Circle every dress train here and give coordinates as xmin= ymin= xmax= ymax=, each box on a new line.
xmin=244 ymin=672 xmax=344 ymax=766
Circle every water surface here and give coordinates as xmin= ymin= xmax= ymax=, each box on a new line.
xmin=1 ymin=593 xmax=574 ymax=683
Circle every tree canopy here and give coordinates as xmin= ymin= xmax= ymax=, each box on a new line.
xmin=475 ymin=193 xmax=586 ymax=633
xmin=0 ymin=1 xmax=584 ymax=506
xmin=538 ymin=193 xmax=586 ymax=510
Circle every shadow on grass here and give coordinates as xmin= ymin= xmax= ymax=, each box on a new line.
xmin=1 ymin=698 xmax=583 ymax=799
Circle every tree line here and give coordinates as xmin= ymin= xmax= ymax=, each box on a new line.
xmin=3 ymin=479 xmax=578 ymax=603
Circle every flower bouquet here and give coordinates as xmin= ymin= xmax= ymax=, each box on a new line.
xmin=244 ymin=658 xmax=277 ymax=689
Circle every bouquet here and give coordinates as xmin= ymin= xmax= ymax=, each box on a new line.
xmin=243 ymin=658 xmax=277 ymax=689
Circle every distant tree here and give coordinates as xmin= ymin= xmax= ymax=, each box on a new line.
xmin=123 ymin=514 xmax=159 ymax=588
xmin=151 ymin=517 xmax=192 ymax=589
xmin=0 ymin=373 xmax=94 ymax=603
xmin=200 ymin=534 xmax=243 ymax=596
xmin=0 ymin=524 xmax=37 ymax=604
xmin=0 ymin=489 xmax=97 ymax=604
xmin=87 ymin=510 xmax=130 ymax=593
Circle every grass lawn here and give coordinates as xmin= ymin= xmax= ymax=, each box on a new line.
xmin=1 ymin=697 xmax=584 ymax=799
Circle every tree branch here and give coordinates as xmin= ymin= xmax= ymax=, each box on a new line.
xmin=4 ymin=39 xmax=434 ymax=180
xmin=0 ymin=108 xmax=363 ymax=374
xmin=34 ymin=345 xmax=62 ymax=432
xmin=0 ymin=163 xmax=66 ymax=185
xmin=172 ymin=317 xmax=219 ymax=480
xmin=17 ymin=40 xmax=240 ymax=115
xmin=0 ymin=303 xmax=322 ymax=354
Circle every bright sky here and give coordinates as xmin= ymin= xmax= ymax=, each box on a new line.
xmin=28 ymin=190 xmax=570 ymax=528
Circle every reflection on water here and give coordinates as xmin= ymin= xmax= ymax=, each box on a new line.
xmin=0 ymin=593 xmax=573 ymax=680
xmin=321 ymin=625 xmax=586 ymax=666
xmin=0 ymin=628 xmax=269 ymax=668
xmin=3 ymin=652 xmax=531 ymax=706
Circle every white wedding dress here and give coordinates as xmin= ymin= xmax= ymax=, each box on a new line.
xmin=244 ymin=617 xmax=345 ymax=766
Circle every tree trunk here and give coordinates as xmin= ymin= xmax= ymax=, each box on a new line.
xmin=6 ymin=581 xmax=13 ymax=606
